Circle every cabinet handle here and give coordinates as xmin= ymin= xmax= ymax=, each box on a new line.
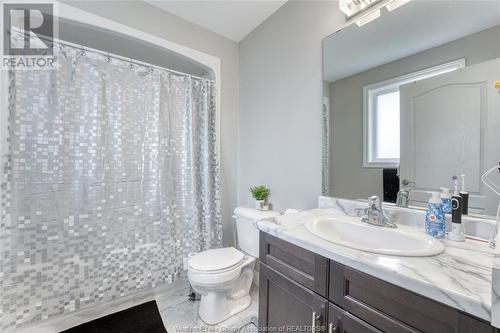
xmin=311 ymin=311 xmax=320 ymax=332
xmin=328 ymin=323 xmax=338 ymax=333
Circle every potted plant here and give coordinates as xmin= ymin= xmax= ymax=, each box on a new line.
xmin=250 ymin=185 xmax=270 ymax=210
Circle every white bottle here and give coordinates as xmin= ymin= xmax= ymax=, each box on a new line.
xmin=440 ymin=187 xmax=452 ymax=214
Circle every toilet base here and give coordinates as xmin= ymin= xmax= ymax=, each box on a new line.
xmin=188 ymin=253 xmax=256 ymax=325
xmin=199 ymin=294 xmax=252 ymax=325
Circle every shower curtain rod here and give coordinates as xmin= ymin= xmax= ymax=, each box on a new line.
xmin=41 ymin=37 xmax=214 ymax=82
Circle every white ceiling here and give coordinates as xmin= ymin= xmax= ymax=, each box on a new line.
xmin=323 ymin=0 xmax=500 ymax=82
xmin=145 ymin=1 xmax=287 ymax=42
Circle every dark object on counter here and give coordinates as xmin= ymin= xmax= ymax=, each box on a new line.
xmin=452 ymin=195 xmax=463 ymax=224
xmin=459 ymin=191 xmax=469 ymax=215
xmin=449 ymin=195 xmax=465 ymax=241
xmin=459 ymin=174 xmax=469 ymax=215
xmin=60 ymin=301 xmax=167 ymax=333
xmin=383 ymin=168 xmax=399 ymax=203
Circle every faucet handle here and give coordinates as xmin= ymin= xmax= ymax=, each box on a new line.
xmin=368 ymin=195 xmax=381 ymax=209
xmin=354 ymin=207 xmax=368 ymax=217
xmin=401 ymin=178 xmax=415 ymax=186
xmin=364 ymin=195 xmax=398 ymax=228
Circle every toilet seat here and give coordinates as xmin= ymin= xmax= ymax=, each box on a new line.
xmin=189 ymin=247 xmax=244 ymax=272
xmin=188 ymin=247 xmax=252 ymax=286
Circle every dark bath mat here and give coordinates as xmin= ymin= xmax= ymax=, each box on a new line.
xmin=60 ymin=300 xmax=167 ymax=333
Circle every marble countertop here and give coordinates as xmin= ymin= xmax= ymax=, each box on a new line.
xmin=257 ymin=208 xmax=494 ymax=322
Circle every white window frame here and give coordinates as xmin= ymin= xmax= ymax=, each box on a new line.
xmin=362 ymin=58 xmax=466 ymax=168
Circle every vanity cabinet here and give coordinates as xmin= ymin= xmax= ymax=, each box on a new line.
xmin=259 ymin=232 xmax=497 ymax=333
xmin=329 ymin=302 xmax=382 ymax=333
xmin=329 ymin=262 xmax=493 ymax=333
xmin=259 ymin=231 xmax=329 ymax=297
xmin=259 ymin=263 xmax=328 ymax=332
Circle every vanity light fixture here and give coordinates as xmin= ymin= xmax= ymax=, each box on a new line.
xmin=341 ymin=0 xmax=412 ymax=27
xmin=339 ymin=0 xmax=381 ymax=18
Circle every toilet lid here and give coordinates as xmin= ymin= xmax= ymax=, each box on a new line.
xmin=189 ymin=247 xmax=244 ymax=271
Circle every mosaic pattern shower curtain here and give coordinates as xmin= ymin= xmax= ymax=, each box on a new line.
xmin=0 ymin=44 xmax=221 ymax=330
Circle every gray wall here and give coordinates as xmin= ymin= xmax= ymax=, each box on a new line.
xmin=238 ymin=1 xmax=345 ymax=212
xmin=66 ymin=1 xmax=239 ymax=246
xmin=329 ymin=25 xmax=500 ymax=200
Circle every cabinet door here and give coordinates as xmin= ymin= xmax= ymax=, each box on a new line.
xmin=259 ymin=263 xmax=328 ymax=332
xmin=260 ymin=232 xmax=329 ymax=297
xmin=329 ymin=302 xmax=382 ymax=333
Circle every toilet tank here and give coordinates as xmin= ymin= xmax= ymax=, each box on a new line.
xmin=233 ymin=207 xmax=280 ymax=257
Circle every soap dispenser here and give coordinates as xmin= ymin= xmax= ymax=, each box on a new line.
xmin=425 ymin=191 xmax=445 ymax=239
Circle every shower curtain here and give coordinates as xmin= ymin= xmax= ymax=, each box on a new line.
xmin=0 ymin=43 xmax=221 ymax=330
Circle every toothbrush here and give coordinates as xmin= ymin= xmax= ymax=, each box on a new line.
xmin=452 ymin=175 xmax=459 ymax=195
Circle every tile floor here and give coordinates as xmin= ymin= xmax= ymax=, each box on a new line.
xmin=158 ymin=277 xmax=258 ymax=333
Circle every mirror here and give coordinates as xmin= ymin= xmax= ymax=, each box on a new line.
xmin=322 ymin=0 xmax=500 ymax=217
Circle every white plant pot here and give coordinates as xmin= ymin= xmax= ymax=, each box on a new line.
xmin=255 ymin=200 xmax=265 ymax=210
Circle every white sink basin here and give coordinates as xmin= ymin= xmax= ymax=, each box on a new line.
xmin=305 ymin=216 xmax=445 ymax=257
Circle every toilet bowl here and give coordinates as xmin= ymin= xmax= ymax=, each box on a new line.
xmin=187 ymin=207 xmax=280 ymax=324
xmin=188 ymin=247 xmax=255 ymax=324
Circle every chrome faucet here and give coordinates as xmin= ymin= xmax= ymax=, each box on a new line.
xmin=362 ymin=196 xmax=397 ymax=228
xmin=396 ymin=188 xmax=410 ymax=208
xmin=396 ymin=179 xmax=415 ymax=208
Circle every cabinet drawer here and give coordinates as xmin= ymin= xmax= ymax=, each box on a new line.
xmin=329 ymin=261 xmax=495 ymax=333
xmin=260 ymin=232 xmax=329 ymax=297
xmin=329 ymin=302 xmax=382 ymax=333
xmin=259 ymin=263 xmax=328 ymax=332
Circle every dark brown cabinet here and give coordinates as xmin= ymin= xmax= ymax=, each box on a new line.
xmin=329 ymin=261 xmax=494 ymax=333
xmin=259 ymin=232 xmax=497 ymax=333
xmin=329 ymin=302 xmax=382 ymax=333
xmin=259 ymin=263 xmax=328 ymax=332
xmin=260 ymin=231 xmax=329 ymax=297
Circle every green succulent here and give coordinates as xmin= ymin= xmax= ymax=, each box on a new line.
xmin=249 ymin=185 xmax=270 ymax=201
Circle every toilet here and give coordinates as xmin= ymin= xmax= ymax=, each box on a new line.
xmin=188 ymin=207 xmax=280 ymax=324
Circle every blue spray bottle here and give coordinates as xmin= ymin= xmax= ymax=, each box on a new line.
xmin=425 ymin=191 xmax=445 ymax=239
